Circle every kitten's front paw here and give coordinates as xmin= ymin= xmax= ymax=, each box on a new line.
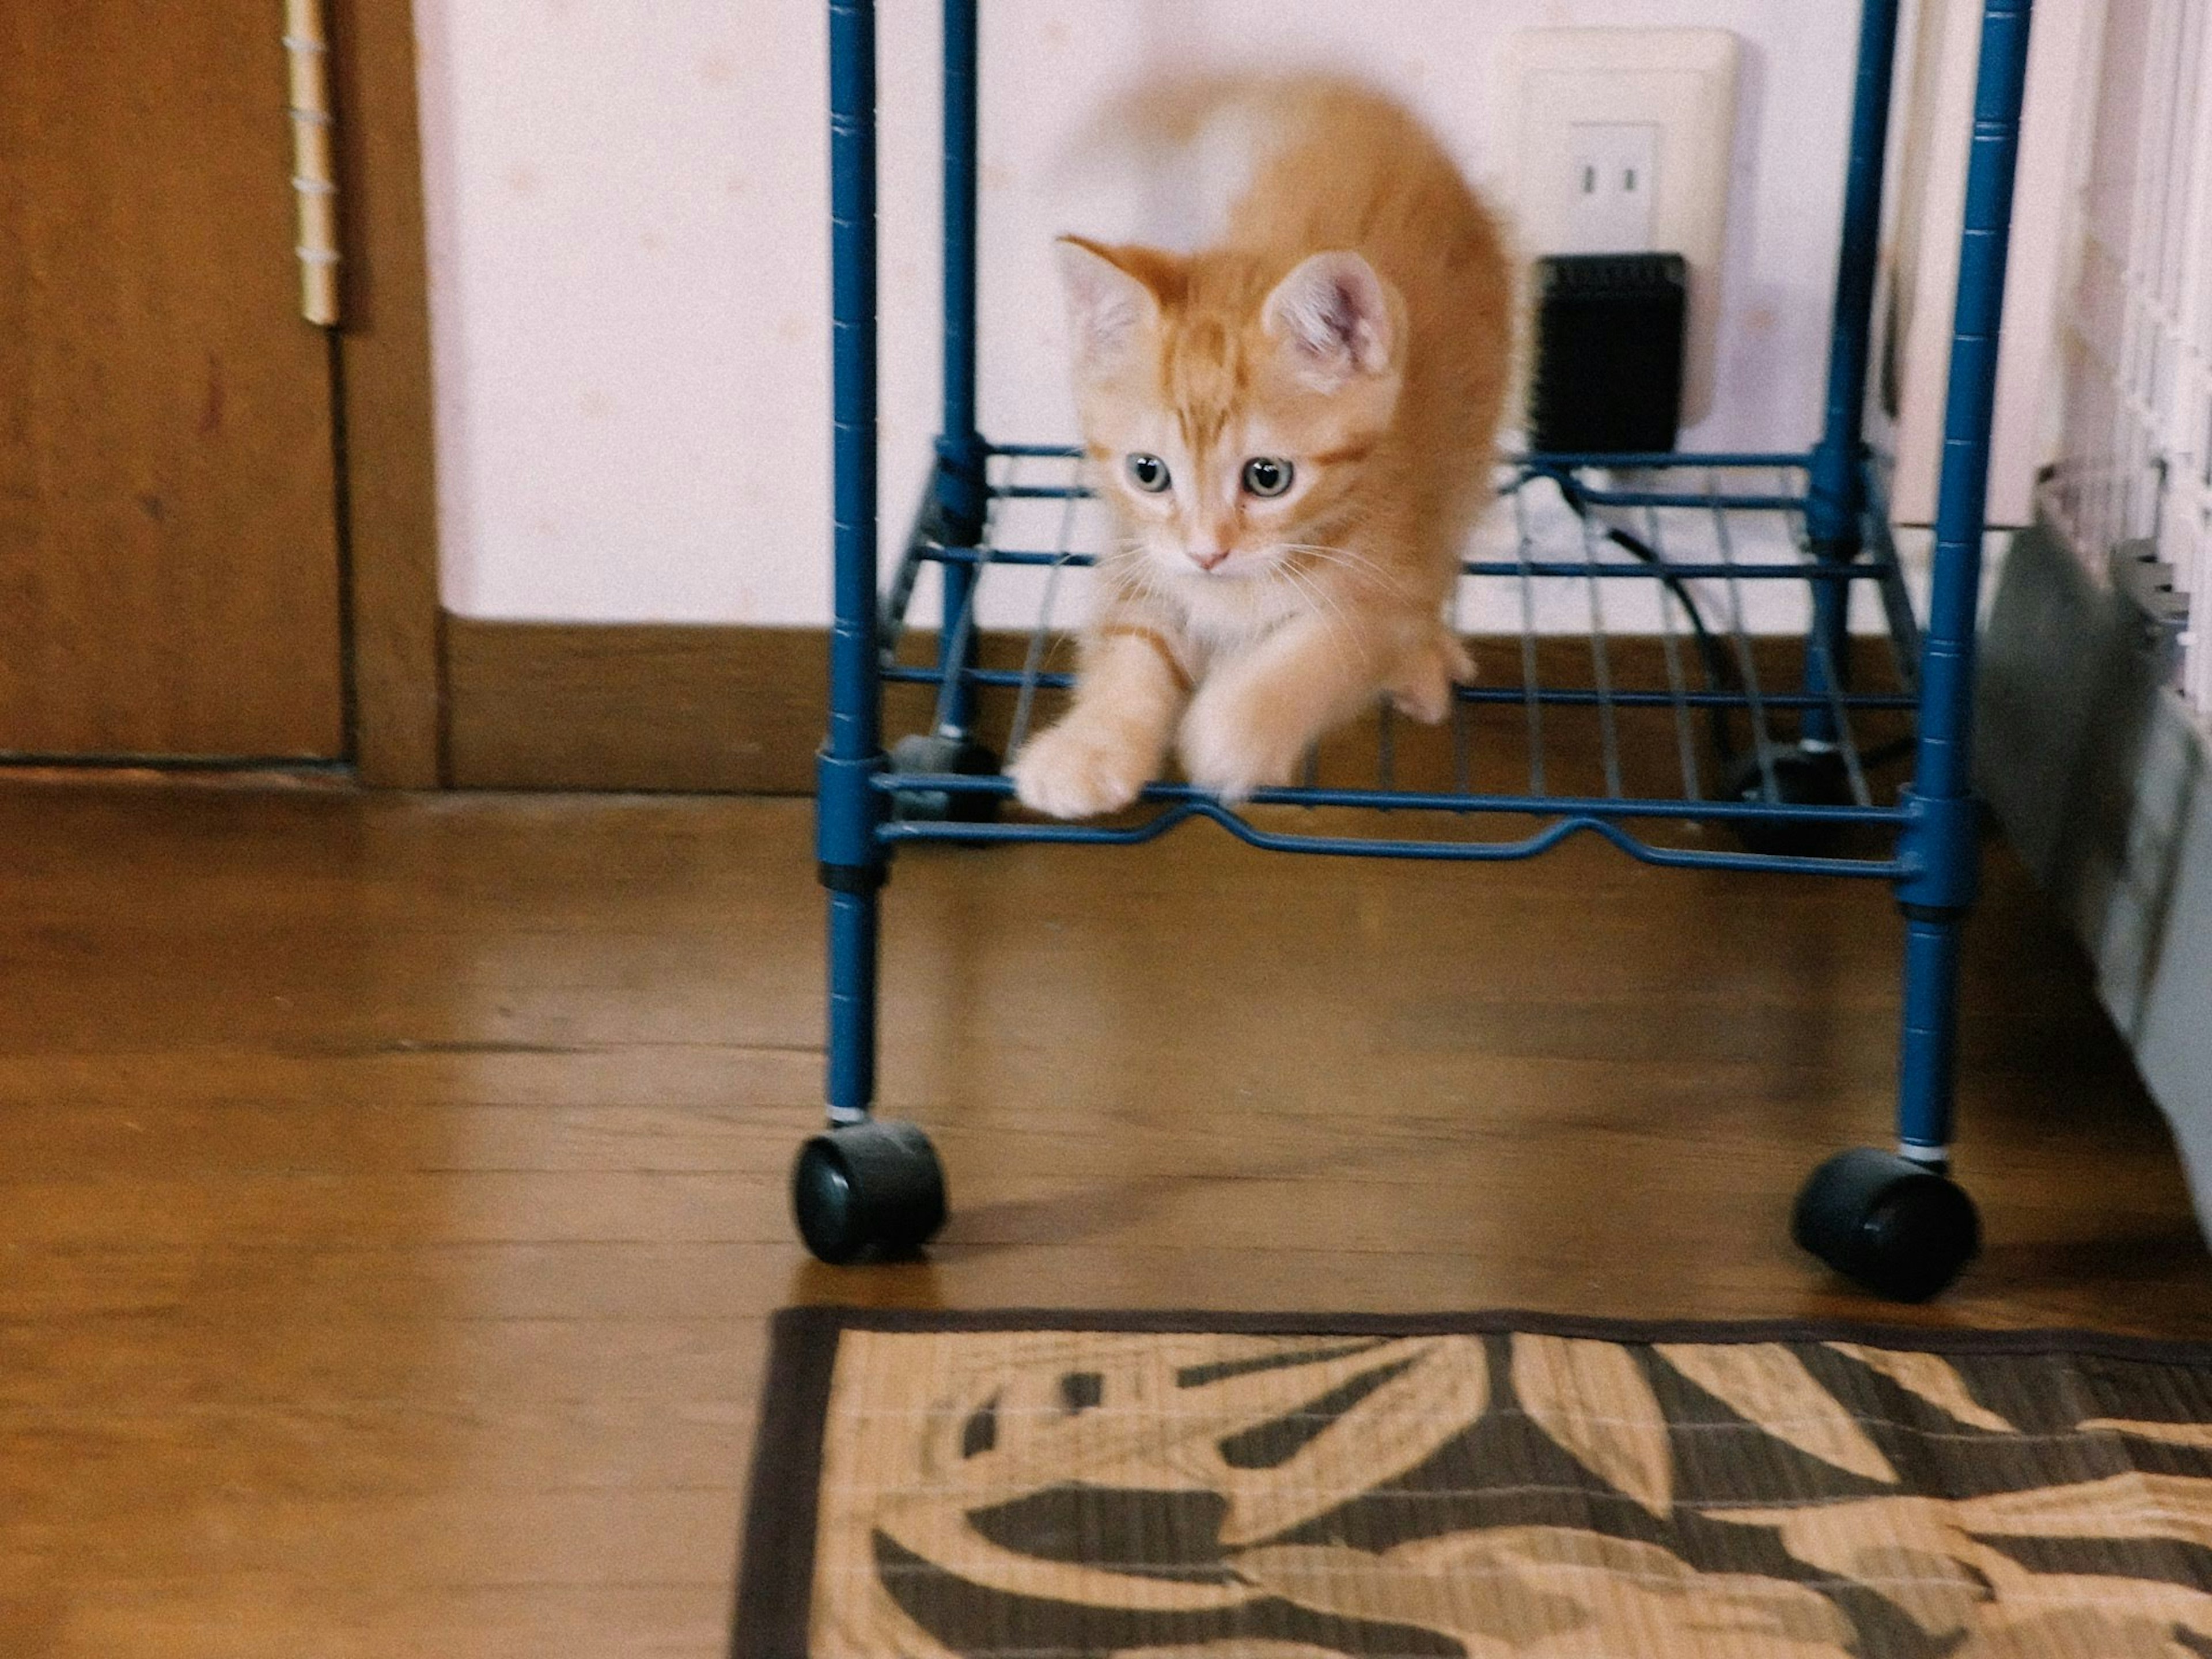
xmin=1010 ymin=719 xmax=1154 ymax=819
xmin=1179 ymin=691 xmax=1308 ymax=804
xmin=1388 ymin=631 xmax=1475 ymax=724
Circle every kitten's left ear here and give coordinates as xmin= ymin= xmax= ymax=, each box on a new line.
xmin=1262 ymin=251 xmax=1400 ymax=388
xmin=1056 ymin=236 xmax=1166 ymax=367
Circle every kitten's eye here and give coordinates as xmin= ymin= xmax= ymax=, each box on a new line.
xmin=1125 ymin=453 xmax=1171 ymax=493
xmin=1241 ymin=456 xmax=1294 ymax=498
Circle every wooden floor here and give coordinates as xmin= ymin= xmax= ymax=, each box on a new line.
xmin=3 ymin=779 xmax=2208 ymax=1657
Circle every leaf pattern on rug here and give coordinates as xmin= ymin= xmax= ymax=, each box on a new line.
xmin=2080 ymin=1418 xmax=2212 ymax=1451
xmin=1211 ymin=1335 xmax=1491 ymax=1547
xmin=1511 ymin=1334 xmax=1674 ymax=1517
xmin=806 ymin=1329 xmax=2212 ymax=1659
xmin=1655 ymin=1342 xmax=1900 ymax=1483
xmin=855 ymin=1334 xmax=1491 ymax=1615
xmin=810 ymin=1567 xmax=972 ymax=1659
xmin=1232 ymin=1527 xmax=1855 ymax=1657
xmin=1114 ymin=1645 xmax=1353 ymax=1658
xmin=1706 ymin=1476 xmax=2212 ymax=1649
xmin=1954 ymin=1469 xmax=2212 ymax=1549
xmin=1825 ymin=1342 xmax=2018 ymax=1433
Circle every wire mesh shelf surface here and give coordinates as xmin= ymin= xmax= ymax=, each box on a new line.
xmin=878 ymin=447 xmax=1925 ymax=877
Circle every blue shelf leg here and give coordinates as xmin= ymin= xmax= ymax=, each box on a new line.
xmin=819 ymin=0 xmax=886 ymax=1128
xmin=1897 ymin=914 xmax=1963 ymax=1157
xmin=1802 ymin=0 xmax=1903 ymax=747
xmin=933 ymin=0 xmax=986 ymax=738
xmin=824 ymin=887 xmax=879 ymax=1125
xmin=1894 ymin=0 xmax=2034 ymax=1169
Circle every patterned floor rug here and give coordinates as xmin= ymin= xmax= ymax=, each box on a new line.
xmin=733 ymin=1307 xmax=2212 ymax=1658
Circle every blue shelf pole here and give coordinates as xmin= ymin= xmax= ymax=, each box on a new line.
xmin=1893 ymin=0 xmax=2034 ymax=1167
xmin=818 ymin=0 xmax=885 ymax=1128
xmin=1802 ymin=0 xmax=1903 ymax=747
xmin=933 ymin=0 xmax=986 ymax=737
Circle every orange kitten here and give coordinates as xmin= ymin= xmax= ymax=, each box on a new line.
xmin=1012 ymin=76 xmax=1513 ymax=818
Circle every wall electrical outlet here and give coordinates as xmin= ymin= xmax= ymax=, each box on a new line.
xmin=1498 ymin=28 xmax=1740 ymax=423
xmin=1565 ymin=122 xmax=1660 ymax=253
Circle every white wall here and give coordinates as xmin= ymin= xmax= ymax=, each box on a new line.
xmin=1881 ymin=0 xmax=2096 ymax=531
xmin=415 ymin=0 xmax=1861 ymax=627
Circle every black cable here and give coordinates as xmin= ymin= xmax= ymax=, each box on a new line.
xmin=1509 ymin=465 xmax=1931 ymax=790
xmin=1516 ymin=465 xmax=1742 ymax=770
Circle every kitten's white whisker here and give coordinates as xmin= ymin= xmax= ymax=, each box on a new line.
xmin=1282 ymin=540 xmax=1393 ymax=578
xmin=1276 ymin=563 xmax=1357 ymax=666
xmin=1286 ymin=543 xmax=1417 ymax=603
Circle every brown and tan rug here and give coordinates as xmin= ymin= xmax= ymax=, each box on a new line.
xmin=734 ymin=1308 xmax=2212 ymax=1658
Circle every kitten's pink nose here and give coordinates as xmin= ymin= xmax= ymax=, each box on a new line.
xmin=1188 ymin=544 xmax=1230 ymax=571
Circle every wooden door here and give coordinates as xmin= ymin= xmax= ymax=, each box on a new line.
xmin=0 ymin=2 xmax=346 ymax=761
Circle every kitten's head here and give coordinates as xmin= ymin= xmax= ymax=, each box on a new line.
xmin=1056 ymin=236 xmax=1404 ymax=584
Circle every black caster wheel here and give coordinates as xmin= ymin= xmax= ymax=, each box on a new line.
xmin=793 ymin=1120 xmax=948 ymax=1264
xmin=1724 ymin=745 xmax=1851 ymax=856
xmin=1793 ymin=1147 xmax=1979 ymax=1302
xmin=889 ymin=732 xmax=1001 ymax=824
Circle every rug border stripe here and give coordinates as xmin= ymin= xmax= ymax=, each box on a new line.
xmin=731 ymin=1305 xmax=846 ymax=1659
xmin=729 ymin=1303 xmax=2212 ymax=1656
xmin=760 ymin=1304 xmax=2212 ymax=1362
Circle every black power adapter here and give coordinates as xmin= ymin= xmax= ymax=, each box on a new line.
xmin=1527 ymin=252 xmax=1688 ymax=454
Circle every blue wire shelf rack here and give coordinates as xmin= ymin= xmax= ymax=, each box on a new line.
xmin=878 ymin=446 xmax=1923 ymax=878
xmin=795 ymin=0 xmax=2035 ymax=1304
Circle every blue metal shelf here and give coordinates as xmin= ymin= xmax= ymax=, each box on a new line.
xmin=878 ymin=449 xmax=1921 ymax=877
xmin=803 ymin=0 xmax=2040 ymax=1283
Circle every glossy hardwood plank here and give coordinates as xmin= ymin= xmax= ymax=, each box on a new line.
xmin=45 ymin=1588 xmax=730 ymax=1659
xmin=0 ymin=779 xmax=2206 ymax=1659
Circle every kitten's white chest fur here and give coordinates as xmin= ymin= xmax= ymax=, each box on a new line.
xmin=1167 ymin=565 xmax=1305 ymax=655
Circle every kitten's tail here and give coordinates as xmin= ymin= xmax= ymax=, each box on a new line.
xmin=1082 ymin=76 xmax=1253 ymax=150
xmin=1057 ymin=74 xmax=1432 ymax=254
xmin=1053 ymin=76 xmax=1288 ymax=255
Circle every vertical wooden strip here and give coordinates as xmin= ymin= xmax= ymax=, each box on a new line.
xmin=325 ymin=0 xmax=445 ymax=786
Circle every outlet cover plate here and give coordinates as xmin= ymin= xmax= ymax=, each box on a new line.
xmin=1499 ymin=28 xmax=1740 ymax=424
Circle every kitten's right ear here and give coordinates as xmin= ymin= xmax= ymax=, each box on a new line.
xmin=1056 ymin=236 xmax=1161 ymax=365
xmin=1262 ymin=251 xmax=1400 ymax=389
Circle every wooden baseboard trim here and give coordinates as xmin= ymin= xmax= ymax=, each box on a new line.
xmin=443 ymin=619 xmax=828 ymax=793
xmin=442 ymin=618 xmax=1060 ymax=794
xmin=442 ymin=619 xmax=1879 ymax=799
